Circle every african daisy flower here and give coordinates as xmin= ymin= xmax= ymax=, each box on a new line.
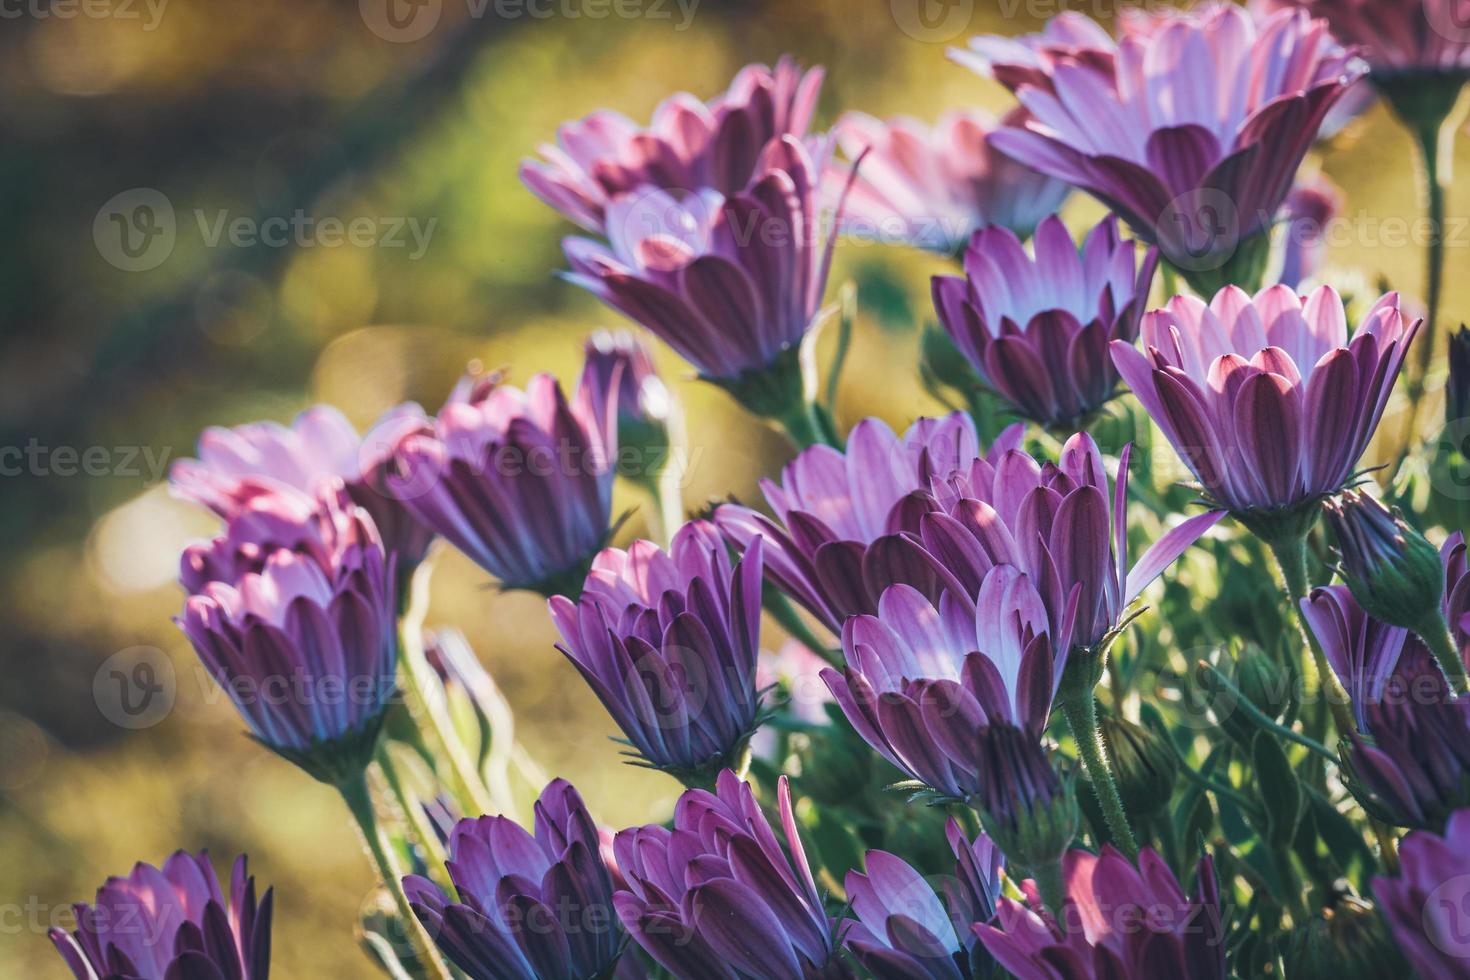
xmin=50 ymin=852 xmax=272 ymax=980
xmin=1111 ymin=285 xmax=1419 ymax=533
xmin=520 ymin=57 xmax=823 ymax=234
xmin=177 ymin=489 xmax=397 ymax=784
xmin=171 ymin=403 xmax=435 ymax=574
xmin=931 ymin=214 xmax=1158 ymax=429
xmin=1374 ymin=808 xmax=1470 ymax=980
xmin=404 ymin=779 xmax=624 ymax=980
xmin=393 ymin=370 xmax=616 ymax=597
xmin=841 ymin=821 xmax=1004 ymax=980
xmin=548 ymin=520 xmax=764 ymax=780
xmin=962 ymin=4 xmax=1364 ymax=294
xmin=614 ymin=772 xmax=848 ymax=978
xmin=826 ymin=107 xmax=1070 ymax=254
xmin=562 ymin=137 xmax=852 ymax=444
xmin=975 ymin=847 xmax=1226 ymax=980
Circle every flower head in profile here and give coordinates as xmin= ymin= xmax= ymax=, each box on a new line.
xmin=549 ymin=520 xmax=764 ymax=779
xmin=959 ymin=4 xmax=1363 ymax=293
xmin=176 ymin=489 xmax=397 ymax=784
xmin=932 ymin=215 xmax=1158 ymax=429
xmin=822 ymin=568 xmax=1072 ymax=801
xmin=521 ymin=57 xmax=824 ymax=233
xmin=404 ymin=779 xmax=624 ymax=980
xmin=171 ymin=403 xmax=436 ymax=573
xmin=1305 ymin=581 xmax=1470 ymax=831
xmin=841 ymin=821 xmax=1004 ymax=980
xmin=579 ymin=330 xmax=676 ymax=482
xmin=1112 ymin=286 xmax=1418 ymax=529
xmin=393 ymin=370 xmax=615 ymax=597
xmin=563 ymin=136 xmax=851 ymax=398
xmin=1325 ymin=489 xmax=1445 ymax=631
xmin=1271 ymin=0 xmax=1470 ymax=82
xmin=975 ymin=847 xmax=1225 ymax=980
xmin=826 ymin=107 xmax=1070 ymax=254
xmin=614 ymin=772 xmax=847 ymax=978
xmin=1374 ymin=808 xmax=1470 ymax=980
xmin=50 ymin=852 xmax=272 ymax=980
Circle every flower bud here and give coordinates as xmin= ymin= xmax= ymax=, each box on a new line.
xmin=974 ymin=725 xmax=1078 ymax=874
xmin=1220 ymin=645 xmax=1291 ymax=746
xmin=1284 ymin=897 xmax=1406 ymax=980
xmin=579 ymin=330 xmax=676 ymax=487
xmin=1448 ymin=325 xmax=1470 ymax=428
xmin=1325 ymin=489 xmax=1444 ymax=632
xmin=1098 ymin=714 xmax=1178 ymax=821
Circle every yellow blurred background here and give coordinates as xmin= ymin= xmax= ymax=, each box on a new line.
xmin=2 ymin=0 xmax=1466 ymax=973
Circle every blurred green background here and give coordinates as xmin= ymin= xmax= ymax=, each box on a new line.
xmin=1 ymin=0 xmax=1466 ymax=973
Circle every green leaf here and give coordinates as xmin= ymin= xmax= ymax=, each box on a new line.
xmin=1252 ymin=732 xmax=1303 ymax=848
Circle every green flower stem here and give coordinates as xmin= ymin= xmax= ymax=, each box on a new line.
xmin=1410 ymin=112 xmax=1453 ymax=398
xmin=1266 ymin=534 xmax=1357 ymax=740
xmin=1030 ymin=858 xmax=1069 ymax=934
xmin=648 ymin=459 xmax=687 ymax=548
xmin=1197 ymin=662 xmax=1338 ymax=767
xmin=1413 ymin=610 xmax=1470 ymax=696
xmin=774 ymin=399 xmax=829 ymax=450
xmin=1060 ymin=692 xmax=1140 ymax=861
xmin=339 ymin=771 xmax=455 ymax=980
xmin=376 ymin=744 xmax=451 ymax=886
xmin=398 ymin=560 xmax=498 ymax=817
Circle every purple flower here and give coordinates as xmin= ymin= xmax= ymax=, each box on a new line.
xmin=719 ymin=413 xmax=1222 ymax=649
xmin=394 ymin=371 xmax=615 ymax=596
xmin=1111 ymin=286 xmax=1419 ymax=521
xmin=1324 ymin=489 xmax=1446 ymax=631
xmin=1273 ymin=0 xmax=1470 ymax=77
xmin=548 ymin=520 xmax=764 ymax=777
xmin=562 ymin=136 xmax=849 ymax=387
xmin=520 ymin=57 xmax=824 ymax=234
xmin=580 ymin=330 xmax=673 ymax=443
xmin=826 ymin=108 xmax=1070 ymax=253
xmin=975 ymin=847 xmax=1225 ymax=980
xmin=841 ymin=821 xmax=1003 ymax=980
xmin=1304 ymin=584 xmax=1470 ymax=830
xmin=1443 ymin=532 xmax=1470 ymax=661
xmin=821 ymin=569 xmax=1070 ymax=801
xmin=1374 ymin=808 xmax=1470 ymax=980
xmin=403 ymin=779 xmax=623 ymax=980
xmin=962 ymin=4 xmax=1363 ymax=290
xmin=931 ymin=215 xmax=1158 ymax=429
xmin=950 ymin=12 xmax=1117 ymax=93
xmin=176 ymin=490 xmax=398 ymax=784
xmin=613 ymin=771 xmax=848 ymax=979
xmin=171 ymin=403 xmax=436 ymax=573
xmin=50 ymin=852 xmax=272 ymax=980
xmin=716 ymin=411 xmax=1021 ymax=632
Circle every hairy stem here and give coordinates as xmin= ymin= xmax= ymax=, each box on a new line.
xmin=1415 ymin=609 xmax=1470 ymax=696
xmin=339 ymin=771 xmax=455 ymax=980
xmin=1267 ymin=534 xmax=1357 ymax=740
xmin=399 ymin=561 xmax=497 ymax=816
xmin=1061 ymin=693 xmax=1140 ymax=861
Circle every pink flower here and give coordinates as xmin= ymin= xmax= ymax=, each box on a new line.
xmin=520 ymin=57 xmax=823 ymax=234
xmin=1111 ymin=285 xmax=1419 ymax=517
xmin=825 ymin=108 xmax=1070 ymax=253
xmin=959 ymin=4 xmax=1363 ymax=292
xmin=563 ymin=136 xmax=848 ymax=385
xmin=932 ymin=214 xmax=1157 ymax=428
